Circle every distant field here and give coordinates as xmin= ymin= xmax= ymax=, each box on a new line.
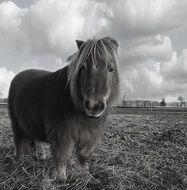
xmin=0 ymin=108 xmax=187 ymax=189
xmin=0 ymin=104 xmax=8 ymax=113
xmin=112 ymin=107 xmax=187 ymax=115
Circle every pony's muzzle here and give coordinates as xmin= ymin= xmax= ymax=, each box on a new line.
xmin=83 ymin=99 xmax=106 ymax=117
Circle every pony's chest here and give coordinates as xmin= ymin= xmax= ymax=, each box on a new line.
xmin=77 ymin=120 xmax=105 ymax=142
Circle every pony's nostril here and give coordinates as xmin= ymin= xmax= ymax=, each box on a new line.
xmin=93 ymin=102 xmax=105 ymax=111
xmin=85 ymin=100 xmax=91 ymax=110
xmin=99 ymin=102 xmax=105 ymax=110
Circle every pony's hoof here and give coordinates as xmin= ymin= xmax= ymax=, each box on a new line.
xmin=15 ymin=154 xmax=24 ymax=162
xmin=52 ymin=171 xmax=67 ymax=183
xmin=68 ymin=158 xmax=76 ymax=167
xmin=35 ymin=153 xmax=47 ymax=160
xmin=81 ymin=162 xmax=89 ymax=171
xmin=57 ymin=173 xmax=67 ymax=183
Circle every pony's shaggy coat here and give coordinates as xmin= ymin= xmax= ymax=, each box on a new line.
xmin=8 ymin=37 xmax=119 ymax=181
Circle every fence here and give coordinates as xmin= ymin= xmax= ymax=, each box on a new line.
xmin=1 ymin=103 xmax=187 ymax=113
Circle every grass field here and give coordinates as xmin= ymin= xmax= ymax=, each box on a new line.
xmin=0 ymin=108 xmax=187 ymax=190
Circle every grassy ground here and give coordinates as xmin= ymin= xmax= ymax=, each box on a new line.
xmin=0 ymin=109 xmax=187 ymax=190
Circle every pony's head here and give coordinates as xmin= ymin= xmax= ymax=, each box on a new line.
xmin=68 ymin=37 xmax=119 ymax=118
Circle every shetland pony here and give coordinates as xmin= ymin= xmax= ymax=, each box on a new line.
xmin=8 ymin=37 xmax=119 ymax=181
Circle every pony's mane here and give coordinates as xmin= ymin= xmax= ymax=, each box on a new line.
xmin=68 ymin=37 xmax=119 ymax=109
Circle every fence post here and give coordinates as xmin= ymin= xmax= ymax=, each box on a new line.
xmin=151 ymin=101 xmax=152 ymax=111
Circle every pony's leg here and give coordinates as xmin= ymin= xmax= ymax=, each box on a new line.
xmin=14 ymin=134 xmax=33 ymax=159
xmin=34 ymin=141 xmax=46 ymax=160
xmin=76 ymin=141 xmax=96 ymax=170
xmin=11 ymin=120 xmax=32 ymax=158
xmin=51 ymin=141 xmax=73 ymax=182
xmin=76 ymin=141 xmax=101 ymax=184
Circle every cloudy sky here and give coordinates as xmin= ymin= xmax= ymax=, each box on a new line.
xmin=0 ymin=0 xmax=187 ymax=102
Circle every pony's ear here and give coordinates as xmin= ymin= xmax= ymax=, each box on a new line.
xmin=76 ymin=40 xmax=84 ymax=49
xmin=104 ymin=37 xmax=119 ymax=49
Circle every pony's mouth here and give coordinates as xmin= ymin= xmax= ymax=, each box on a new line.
xmin=85 ymin=110 xmax=105 ymax=118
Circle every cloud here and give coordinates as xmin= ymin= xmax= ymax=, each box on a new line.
xmin=0 ymin=67 xmax=15 ymax=98
xmin=123 ymin=61 xmax=164 ymax=100
xmin=0 ymin=0 xmax=187 ymax=101
xmin=161 ymin=49 xmax=187 ymax=83
xmin=120 ymin=35 xmax=173 ymax=67
xmin=21 ymin=0 xmax=86 ymax=56
xmin=0 ymin=1 xmax=23 ymax=31
xmin=0 ymin=0 xmax=109 ymax=67
xmin=123 ymin=46 xmax=187 ymax=101
xmin=100 ymin=0 xmax=187 ymax=40
xmin=0 ymin=1 xmax=26 ymax=47
xmin=0 ymin=0 xmax=110 ymax=57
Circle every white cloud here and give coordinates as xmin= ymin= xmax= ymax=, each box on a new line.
xmin=0 ymin=0 xmax=110 ymax=56
xmin=0 ymin=67 xmax=15 ymax=98
xmin=123 ymin=45 xmax=187 ymax=101
xmin=121 ymin=35 xmax=173 ymax=66
xmin=21 ymin=0 xmax=86 ymax=56
xmin=100 ymin=0 xmax=180 ymax=39
xmin=0 ymin=1 xmax=23 ymax=31
xmin=123 ymin=61 xmax=164 ymax=100
xmin=161 ymin=49 xmax=187 ymax=83
xmin=0 ymin=0 xmax=109 ymax=62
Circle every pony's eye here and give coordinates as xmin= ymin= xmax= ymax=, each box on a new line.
xmin=109 ymin=66 xmax=114 ymax=72
xmin=81 ymin=63 xmax=87 ymax=71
